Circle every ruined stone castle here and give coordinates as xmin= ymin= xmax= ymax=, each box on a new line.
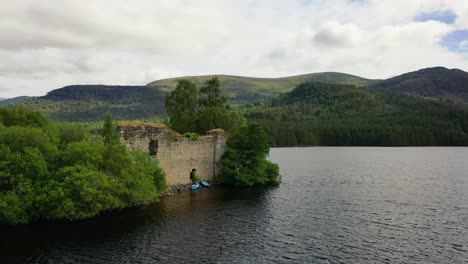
xmin=117 ymin=122 xmax=227 ymax=187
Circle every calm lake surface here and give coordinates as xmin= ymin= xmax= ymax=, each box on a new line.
xmin=1 ymin=147 xmax=467 ymax=264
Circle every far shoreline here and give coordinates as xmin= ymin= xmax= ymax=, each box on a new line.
xmin=271 ymin=145 xmax=468 ymax=148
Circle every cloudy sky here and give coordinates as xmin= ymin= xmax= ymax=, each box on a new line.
xmin=1 ymin=0 xmax=468 ymax=97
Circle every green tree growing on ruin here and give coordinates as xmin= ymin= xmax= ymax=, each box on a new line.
xmin=165 ymin=77 xmax=244 ymax=134
xmin=197 ymin=77 xmax=244 ymax=133
xmin=165 ymin=80 xmax=199 ymax=133
xmin=221 ymin=123 xmax=280 ymax=186
xmin=102 ymin=112 xmax=120 ymax=146
xmin=198 ymin=77 xmax=227 ymax=109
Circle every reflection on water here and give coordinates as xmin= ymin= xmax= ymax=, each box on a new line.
xmin=1 ymin=147 xmax=467 ymax=263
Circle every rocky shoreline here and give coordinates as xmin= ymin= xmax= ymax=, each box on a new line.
xmin=162 ymin=184 xmax=192 ymax=196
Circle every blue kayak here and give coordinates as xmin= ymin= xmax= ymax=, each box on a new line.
xmin=191 ymin=182 xmax=200 ymax=190
xmin=200 ymin=180 xmax=212 ymax=188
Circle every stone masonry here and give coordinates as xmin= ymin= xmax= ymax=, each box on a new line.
xmin=117 ymin=122 xmax=227 ymax=186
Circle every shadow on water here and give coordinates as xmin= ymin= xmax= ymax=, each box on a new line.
xmin=0 ymin=185 xmax=275 ymax=264
xmin=0 ymin=202 xmax=168 ymax=263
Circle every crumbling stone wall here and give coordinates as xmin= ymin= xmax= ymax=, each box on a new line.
xmin=117 ymin=122 xmax=227 ymax=186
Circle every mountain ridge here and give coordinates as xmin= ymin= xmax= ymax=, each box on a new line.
xmin=7 ymin=66 xmax=468 ymax=121
xmin=369 ymin=67 xmax=468 ymax=103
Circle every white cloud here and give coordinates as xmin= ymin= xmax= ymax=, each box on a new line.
xmin=0 ymin=0 xmax=468 ymax=97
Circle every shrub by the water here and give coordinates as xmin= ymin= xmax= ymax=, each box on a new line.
xmin=0 ymin=107 xmax=166 ymax=225
xmin=221 ymin=123 xmax=280 ymax=186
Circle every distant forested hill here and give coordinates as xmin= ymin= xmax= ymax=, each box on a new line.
xmin=16 ymin=73 xmax=375 ymax=121
xmin=246 ymin=82 xmax=468 ymax=146
xmin=19 ymin=85 xmax=166 ymax=121
xmin=10 ymin=67 xmax=468 ymax=127
xmin=369 ymin=67 xmax=468 ymax=103
xmin=0 ymin=96 xmax=29 ymax=106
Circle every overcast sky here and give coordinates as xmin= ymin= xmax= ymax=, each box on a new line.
xmin=1 ymin=0 xmax=468 ymax=97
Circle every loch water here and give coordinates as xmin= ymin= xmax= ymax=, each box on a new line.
xmin=1 ymin=147 xmax=467 ymax=263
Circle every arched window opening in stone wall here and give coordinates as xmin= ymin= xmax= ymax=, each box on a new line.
xmin=149 ymin=140 xmax=159 ymax=156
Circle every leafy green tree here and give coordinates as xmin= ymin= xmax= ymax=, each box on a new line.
xmin=0 ymin=191 xmax=30 ymax=224
xmin=0 ymin=126 xmax=58 ymax=157
xmin=130 ymin=151 xmax=166 ymax=193
xmin=39 ymin=164 xmax=124 ymax=220
xmin=197 ymin=77 xmax=244 ymax=133
xmin=60 ymin=140 xmax=105 ymax=169
xmin=165 ymin=77 xmax=244 ymax=134
xmin=0 ymin=106 xmax=58 ymax=143
xmin=102 ymin=112 xmax=120 ymax=146
xmin=56 ymin=122 xmax=88 ymax=148
xmin=165 ymin=80 xmax=199 ymax=133
xmin=0 ymin=107 xmax=167 ymax=225
xmin=196 ymin=107 xmax=244 ymax=133
xmin=221 ymin=123 xmax=280 ymax=186
xmin=0 ymin=146 xmax=13 ymax=192
xmin=199 ymin=77 xmax=227 ymax=109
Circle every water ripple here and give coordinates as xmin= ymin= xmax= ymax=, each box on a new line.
xmin=1 ymin=147 xmax=468 ymax=263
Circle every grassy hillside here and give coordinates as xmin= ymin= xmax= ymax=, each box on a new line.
xmin=245 ymin=82 xmax=468 ymax=146
xmin=147 ymin=72 xmax=376 ymax=102
xmin=369 ymin=67 xmax=468 ymax=103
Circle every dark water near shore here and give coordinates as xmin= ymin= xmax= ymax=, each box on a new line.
xmin=1 ymin=147 xmax=468 ymax=263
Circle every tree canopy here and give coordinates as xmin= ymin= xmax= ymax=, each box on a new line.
xmin=0 ymin=107 xmax=166 ymax=225
xmin=221 ymin=123 xmax=280 ymax=186
xmin=165 ymin=80 xmax=199 ymax=133
xmin=165 ymin=77 xmax=244 ymax=134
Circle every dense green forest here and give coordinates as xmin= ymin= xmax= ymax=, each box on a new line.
xmin=0 ymin=107 xmax=166 ymax=225
xmin=245 ymin=83 xmax=468 ymax=146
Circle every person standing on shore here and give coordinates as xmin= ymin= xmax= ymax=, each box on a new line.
xmin=190 ymin=168 xmax=200 ymax=183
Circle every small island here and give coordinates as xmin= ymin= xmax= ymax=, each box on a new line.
xmin=0 ymin=77 xmax=280 ymax=225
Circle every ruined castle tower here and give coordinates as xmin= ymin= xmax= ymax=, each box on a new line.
xmin=117 ymin=122 xmax=227 ymax=186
